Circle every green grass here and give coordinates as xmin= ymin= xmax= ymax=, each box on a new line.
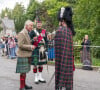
xmin=47 ymin=61 xmax=55 ymax=65
xmin=92 ymin=58 xmax=100 ymax=66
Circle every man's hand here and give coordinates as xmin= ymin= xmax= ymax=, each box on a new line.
xmin=32 ymin=45 xmax=36 ymax=50
xmin=33 ymin=37 xmax=38 ymax=41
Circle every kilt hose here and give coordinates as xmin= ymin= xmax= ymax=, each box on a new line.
xmin=55 ymin=27 xmax=74 ymax=90
xmin=16 ymin=57 xmax=31 ymax=73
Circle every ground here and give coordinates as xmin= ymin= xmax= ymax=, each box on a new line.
xmin=0 ymin=56 xmax=100 ymax=90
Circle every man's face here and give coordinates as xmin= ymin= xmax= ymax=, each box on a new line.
xmin=59 ymin=21 xmax=65 ymax=26
xmin=37 ymin=22 xmax=42 ymax=29
xmin=26 ymin=22 xmax=33 ymax=32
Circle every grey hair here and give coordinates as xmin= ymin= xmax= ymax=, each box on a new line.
xmin=24 ymin=20 xmax=33 ymax=29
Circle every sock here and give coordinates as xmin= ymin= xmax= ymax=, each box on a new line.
xmin=38 ymin=67 xmax=43 ymax=72
xmin=33 ymin=68 xmax=37 ymax=73
xmin=20 ymin=74 xmax=25 ymax=89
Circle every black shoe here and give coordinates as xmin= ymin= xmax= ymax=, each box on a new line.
xmin=25 ymin=85 xmax=32 ymax=89
xmin=35 ymin=81 xmax=39 ymax=84
xmin=19 ymin=88 xmax=25 ymax=90
xmin=39 ymin=80 xmax=46 ymax=83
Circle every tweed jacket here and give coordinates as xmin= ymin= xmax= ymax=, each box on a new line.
xmin=17 ymin=29 xmax=33 ymax=57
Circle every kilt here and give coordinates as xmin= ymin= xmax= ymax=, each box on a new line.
xmin=16 ymin=57 xmax=30 ymax=73
xmin=31 ymin=47 xmax=47 ymax=66
xmin=55 ymin=27 xmax=73 ymax=90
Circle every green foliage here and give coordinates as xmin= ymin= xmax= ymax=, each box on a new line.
xmin=0 ymin=20 xmax=2 ymax=24
xmin=73 ymin=0 xmax=100 ymax=29
xmin=47 ymin=1 xmax=69 ymax=31
xmin=94 ymin=16 xmax=100 ymax=45
xmin=12 ymin=3 xmax=26 ymax=33
xmin=73 ymin=29 xmax=94 ymax=44
xmin=14 ymin=15 xmax=27 ymax=33
xmin=73 ymin=0 xmax=100 ymax=59
xmin=0 ymin=26 xmax=3 ymax=32
xmin=92 ymin=58 xmax=100 ymax=66
xmin=0 ymin=8 xmax=12 ymax=19
xmin=47 ymin=2 xmax=69 ymax=16
xmin=12 ymin=2 xmax=25 ymax=19
xmin=57 ymin=0 xmax=76 ymax=3
xmin=27 ymin=0 xmax=69 ymax=32
xmin=28 ymin=0 xmax=35 ymax=9
xmin=27 ymin=1 xmax=40 ymax=20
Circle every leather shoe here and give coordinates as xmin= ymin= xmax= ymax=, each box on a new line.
xmin=35 ymin=82 xmax=39 ymax=84
xmin=25 ymin=85 xmax=32 ymax=89
xmin=39 ymin=80 xmax=46 ymax=83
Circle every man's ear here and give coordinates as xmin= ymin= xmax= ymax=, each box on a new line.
xmin=25 ymin=25 xmax=28 ymax=29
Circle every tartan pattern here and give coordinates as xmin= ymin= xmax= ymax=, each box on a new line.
xmin=48 ymin=40 xmax=54 ymax=48
xmin=20 ymin=74 xmax=26 ymax=88
xmin=16 ymin=57 xmax=30 ymax=73
xmin=55 ymin=26 xmax=74 ymax=90
xmin=29 ymin=29 xmax=47 ymax=66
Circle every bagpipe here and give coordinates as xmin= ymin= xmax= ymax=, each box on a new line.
xmin=33 ymin=29 xmax=48 ymax=62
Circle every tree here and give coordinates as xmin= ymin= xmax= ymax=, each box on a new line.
xmin=0 ymin=8 xmax=12 ymax=19
xmin=27 ymin=0 xmax=69 ymax=32
xmin=14 ymin=15 xmax=27 ymax=33
xmin=73 ymin=0 xmax=100 ymax=29
xmin=46 ymin=1 xmax=69 ymax=31
xmin=93 ymin=16 xmax=100 ymax=58
xmin=28 ymin=0 xmax=35 ymax=9
xmin=12 ymin=3 xmax=26 ymax=33
xmin=0 ymin=26 xmax=3 ymax=32
xmin=27 ymin=0 xmax=42 ymax=21
xmin=57 ymin=0 xmax=76 ymax=3
xmin=12 ymin=2 xmax=25 ymax=19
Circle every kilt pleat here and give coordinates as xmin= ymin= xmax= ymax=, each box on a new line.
xmin=16 ymin=57 xmax=30 ymax=73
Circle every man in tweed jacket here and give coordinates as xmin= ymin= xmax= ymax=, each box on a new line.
xmin=16 ymin=20 xmax=36 ymax=90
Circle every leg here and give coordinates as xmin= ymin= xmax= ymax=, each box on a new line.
xmin=24 ymin=73 xmax=32 ymax=89
xmin=20 ymin=73 xmax=26 ymax=90
xmin=33 ymin=66 xmax=39 ymax=84
xmin=38 ymin=65 xmax=46 ymax=83
xmin=20 ymin=73 xmax=32 ymax=90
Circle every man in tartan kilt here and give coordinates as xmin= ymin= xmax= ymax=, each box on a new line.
xmin=16 ymin=20 xmax=36 ymax=90
xmin=29 ymin=18 xmax=48 ymax=84
xmin=54 ymin=6 xmax=75 ymax=90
